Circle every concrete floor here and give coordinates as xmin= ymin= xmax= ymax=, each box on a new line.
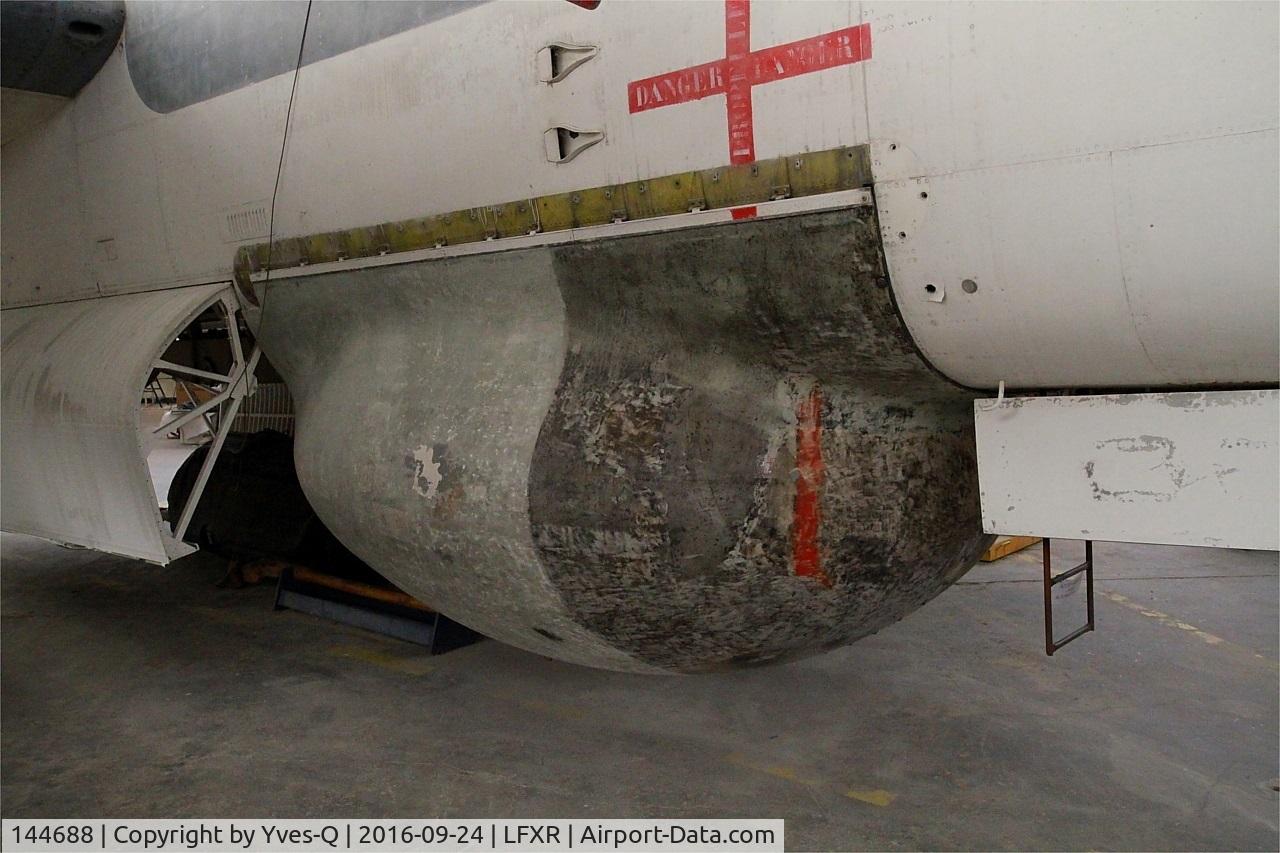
xmin=2 ymin=533 xmax=1276 ymax=851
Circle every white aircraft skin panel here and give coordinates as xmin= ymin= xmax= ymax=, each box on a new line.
xmin=143 ymin=81 xmax=295 ymax=287
xmin=747 ymin=0 xmax=865 ymax=163
xmin=0 ymin=284 xmax=229 ymax=563
xmin=0 ymin=88 xmax=70 ymax=146
xmin=0 ymin=7 xmax=303 ymax=309
xmin=77 ymin=119 xmax=182 ymax=292
xmin=270 ymin=1 xmax=874 ymax=238
xmin=864 ymin=2 xmax=1280 ymax=180
xmin=0 ymin=103 xmax=97 ymax=307
xmin=599 ymin=7 xmax=730 ymax=181
xmin=877 ymin=154 xmax=1160 ymax=389
xmin=880 ymin=129 xmax=1280 ymax=389
xmin=867 ymin=1 xmax=1280 ymax=389
xmin=272 ymin=3 xmax=565 ymax=238
xmin=88 ymin=45 xmax=298 ymax=295
xmin=1111 ymin=130 xmax=1280 ymax=383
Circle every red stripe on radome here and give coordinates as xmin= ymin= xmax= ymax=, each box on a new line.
xmin=793 ymin=385 xmax=830 ymax=587
xmin=730 ymin=206 xmax=758 ymax=220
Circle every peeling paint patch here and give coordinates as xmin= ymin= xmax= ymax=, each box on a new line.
xmin=1086 ymin=435 xmax=1204 ymax=503
xmin=1222 ymin=437 xmax=1270 ymax=449
xmin=1098 ymin=434 xmax=1175 ymax=455
xmin=410 ymin=444 xmax=445 ymax=499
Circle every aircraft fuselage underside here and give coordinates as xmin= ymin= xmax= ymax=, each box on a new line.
xmin=252 ymin=202 xmax=988 ymax=672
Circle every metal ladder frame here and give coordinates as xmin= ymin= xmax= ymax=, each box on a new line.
xmin=1043 ymin=538 xmax=1095 ymax=655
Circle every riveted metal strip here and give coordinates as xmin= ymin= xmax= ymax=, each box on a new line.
xmin=234 ymin=145 xmax=872 ymax=301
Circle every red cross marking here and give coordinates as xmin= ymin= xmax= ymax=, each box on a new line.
xmin=627 ymin=1 xmax=872 ymax=178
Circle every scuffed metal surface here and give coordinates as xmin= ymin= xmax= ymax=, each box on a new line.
xmin=255 ymin=206 xmax=989 ymax=673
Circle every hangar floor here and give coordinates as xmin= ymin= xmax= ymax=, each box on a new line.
xmin=2 ymin=533 xmax=1276 ymax=851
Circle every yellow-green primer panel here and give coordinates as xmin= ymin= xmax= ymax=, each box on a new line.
xmin=236 ymin=145 xmax=872 ymax=296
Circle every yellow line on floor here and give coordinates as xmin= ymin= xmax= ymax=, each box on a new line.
xmin=326 ymin=643 xmax=434 ymax=676
xmin=1098 ymin=590 xmax=1278 ymax=671
xmin=492 ymin=692 xmax=589 ymax=722
xmin=724 ymin=753 xmax=896 ymax=807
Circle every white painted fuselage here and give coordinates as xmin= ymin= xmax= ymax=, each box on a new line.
xmin=3 ymin=0 xmax=1277 ymax=389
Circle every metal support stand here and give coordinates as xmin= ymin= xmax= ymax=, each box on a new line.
xmin=152 ymin=294 xmax=259 ymax=543
xmin=273 ymin=566 xmax=483 ymax=654
xmin=1043 ymin=538 xmax=1094 ymax=655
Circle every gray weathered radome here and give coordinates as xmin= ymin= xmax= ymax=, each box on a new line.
xmin=252 ymin=206 xmax=989 ymax=673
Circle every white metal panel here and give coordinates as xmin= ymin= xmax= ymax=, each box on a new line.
xmin=76 ymin=33 xmax=301 ymax=297
xmin=880 ymin=130 xmax=1280 ymax=389
xmin=75 ymin=117 xmax=181 ymax=292
xmin=878 ymin=153 xmax=1158 ymax=388
xmin=0 ymin=101 xmax=98 ymax=307
xmin=0 ymin=19 xmax=299 ymax=308
xmin=0 ymin=87 xmax=69 ymax=145
xmin=734 ymin=1 xmax=864 ymax=166
xmin=271 ymin=1 xmax=872 ymax=239
xmin=870 ymin=2 xmax=1280 ymax=389
xmin=1111 ymin=131 xmax=1280 ymax=382
xmin=864 ymin=2 xmax=1280 ymax=180
xmin=975 ymin=391 xmax=1279 ymax=550
xmin=0 ymin=283 xmax=229 ymax=562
